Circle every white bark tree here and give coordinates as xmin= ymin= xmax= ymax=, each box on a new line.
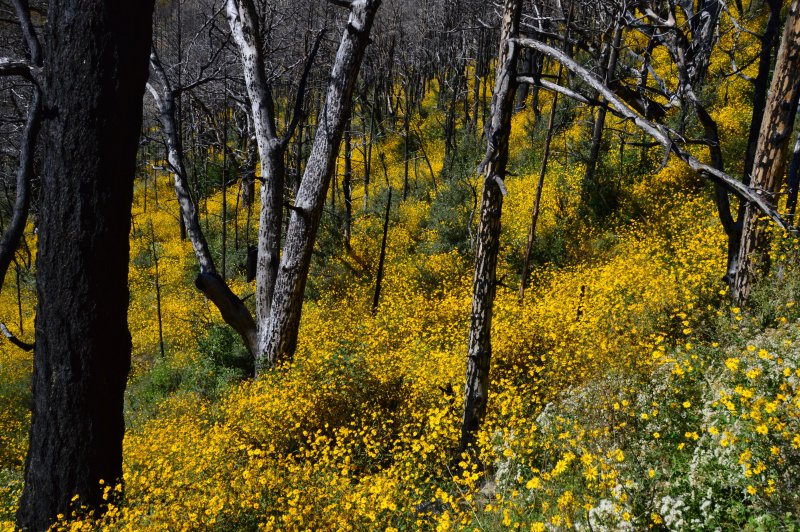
xmin=259 ymin=0 xmax=383 ymax=369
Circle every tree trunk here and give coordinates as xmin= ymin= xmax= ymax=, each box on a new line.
xmin=518 ymin=62 xmax=563 ymax=300
xmin=150 ymin=223 xmax=166 ymax=360
xmin=372 ymin=185 xmax=392 ymax=313
xmin=514 ymin=48 xmax=533 ymax=112
xmin=259 ymin=0 xmax=382 ymax=371
xmin=221 ymin=84 xmax=229 ymax=280
xmin=733 ymin=0 xmax=800 ymax=306
xmin=226 ymin=0 xmax=285 ymax=322
xmin=742 ymin=0 xmax=781 ymax=182
xmin=786 ymin=131 xmax=800 ymax=217
xmin=718 ymin=0 xmax=782 ymax=286
xmin=460 ymin=0 xmax=522 ymax=454
xmin=0 ymin=0 xmax=41 ymax=296
xmin=403 ymin=86 xmax=411 ymax=200
xmin=580 ymin=25 xmax=621 ymax=219
xmin=147 ymin=55 xmax=259 ymax=358
xmin=17 ymin=1 xmax=155 ymax=529
xmin=343 ymin=119 xmax=353 ymax=249
xmin=363 ymin=87 xmax=377 ymax=211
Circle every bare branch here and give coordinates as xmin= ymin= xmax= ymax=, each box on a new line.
xmin=0 ymin=322 xmax=34 ymax=351
xmin=11 ymin=0 xmax=42 ymax=66
xmin=281 ymin=30 xmax=326 ymax=147
xmin=514 ymin=36 xmax=796 ymax=233
xmin=0 ymin=88 xmax=40 ymax=294
xmin=0 ymin=57 xmax=33 ymax=79
xmin=517 ymin=75 xmax=594 ymax=105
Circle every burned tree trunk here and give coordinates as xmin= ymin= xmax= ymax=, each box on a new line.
xmin=787 ymin=132 xmax=800 ymax=217
xmin=733 ymin=0 xmax=800 ymax=306
xmin=226 ymin=0 xmax=286 ymax=325
xmin=460 ymin=0 xmax=522 ymax=453
xmin=0 ymin=0 xmax=41 ymax=298
xmin=259 ymin=0 xmax=382 ymax=371
xmin=580 ymin=24 xmax=622 ymax=219
xmin=147 ymin=53 xmax=259 ymax=358
xmin=372 ymin=182 xmax=392 ymax=313
xmin=17 ymin=1 xmax=155 ymax=529
xmin=343 ymin=118 xmax=353 ymax=249
xmin=518 ymin=62 xmax=562 ymax=300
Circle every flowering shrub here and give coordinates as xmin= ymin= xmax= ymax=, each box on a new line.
xmin=1 ymin=10 xmax=799 ymax=527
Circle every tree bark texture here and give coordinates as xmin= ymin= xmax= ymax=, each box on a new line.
xmin=733 ymin=0 xmax=800 ymax=306
xmin=460 ymin=0 xmax=522 ymax=453
xmin=17 ymin=1 xmax=155 ymax=529
xmin=226 ymin=0 xmax=284 ymax=325
xmin=258 ymin=0 xmax=382 ymax=372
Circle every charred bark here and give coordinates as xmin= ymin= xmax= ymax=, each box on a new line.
xmin=460 ymin=0 xmax=522 ymax=454
xmin=343 ymin=118 xmax=353 ymax=249
xmin=17 ymin=1 xmax=155 ymax=529
xmin=733 ymin=0 xmax=800 ymax=306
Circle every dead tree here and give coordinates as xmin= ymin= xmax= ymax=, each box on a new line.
xmin=733 ymin=1 xmax=800 ymax=305
xmin=580 ymin=22 xmax=622 ymax=219
xmin=147 ymin=50 xmax=260 ymax=361
xmin=460 ymin=0 xmax=523 ymax=454
xmin=12 ymin=1 xmax=156 ymax=529
xmin=372 ymin=158 xmax=392 ymax=313
xmin=517 ymin=3 xmax=574 ymax=300
xmin=0 ymin=1 xmax=41 ymax=298
xmin=787 ymin=131 xmax=800 ymax=217
xmin=343 ymin=117 xmax=354 ymax=249
xmin=226 ymin=0 xmax=323 ymax=335
xmin=259 ymin=0 xmax=383 ymax=370
xmin=0 ymin=0 xmax=41 ymax=355
xmin=516 ymin=1 xmax=800 ymax=304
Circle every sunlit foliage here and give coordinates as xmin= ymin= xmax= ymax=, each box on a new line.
xmin=1 ymin=6 xmax=799 ymax=528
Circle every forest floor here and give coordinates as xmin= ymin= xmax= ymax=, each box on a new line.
xmin=1 ymin=81 xmax=800 ymax=530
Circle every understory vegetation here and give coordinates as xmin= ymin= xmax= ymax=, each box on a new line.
xmin=2 ymin=11 xmax=800 ymax=531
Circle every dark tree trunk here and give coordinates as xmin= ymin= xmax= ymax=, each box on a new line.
xmin=460 ymin=0 xmax=522 ymax=454
xmin=150 ymin=223 xmax=166 ymax=359
xmin=221 ymin=84 xmax=229 ymax=280
xmin=403 ymin=86 xmax=411 ymax=200
xmin=580 ymin=25 xmax=621 ymax=219
xmin=343 ymin=118 xmax=353 ymax=249
xmin=372 ymin=185 xmax=392 ymax=313
xmin=733 ymin=0 xmax=800 ymax=306
xmin=518 ymin=62 xmax=563 ymax=300
xmin=514 ymin=48 xmax=533 ymax=112
xmin=718 ymin=0 xmax=782 ymax=286
xmin=471 ymin=29 xmax=483 ymax=133
xmin=363 ymin=87 xmax=377 ymax=210
xmin=787 ymin=132 xmax=800 ymax=217
xmin=742 ymin=0 xmax=781 ymax=181
xmin=17 ymin=1 xmax=155 ymax=529
xmin=0 ymin=0 xmax=41 ymax=296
